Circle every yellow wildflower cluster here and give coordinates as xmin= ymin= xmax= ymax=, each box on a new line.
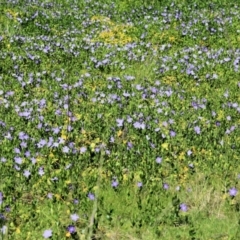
xmin=178 ymin=166 xmax=189 ymax=184
xmin=91 ymin=15 xmax=136 ymax=45
xmin=162 ymin=75 xmax=177 ymax=85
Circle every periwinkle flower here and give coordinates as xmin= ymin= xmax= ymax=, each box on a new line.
xmin=133 ymin=121 xmax=145 ymax=129
xmin=150 ymin=143 xmax=155 ymax=148
xmin=0 ymin=192 xmax=3 ymax=204
xmin=23 ymin=170 xmax=31 ymax=178
xmin=189 ymin=163 xmax=194 ymax=168
xmin=80 ymin=146 xmax=87 ymax=153
xmin=20 ymin=141 xmax=27 ymax=148
xmin=70 ymin=213 xmax=79 ymax=222
xmin=127 ymin=142 xmax=133 ymax=150
xmin=194 ymin=126 xmax=201 ymax=134
xmin=62 ymin=146 xmax=70 ymax=153
xmin=37 ymin=139 xmax=47 ymax=148
xmin=88 ymin=193 xmax=95 ymax=200
xmin=163 ymin=183 xmax=169 ymax=190
xmin=52 ymin=127 xmax=60 ymax=134
xmin=110 ymin=136 xmax=115 ymax=143
xmin=229 ymin=187 xmax=238 ymax=197
xmin=67 ymin=225 xmax=76 ymax=234
xmin=111 ymin=179 xmax=119 ymax=188
xmin=0 ymin=225 xmax=7 ymax=235
xmin=14 ymin=148 xmax=21 ymax=154
xmin=43 ymin=229 xmax=52 ymax=238
xmin=187 ymin=150 xmax=192 ymax=156
xmin=14 ymin=156 xmax=22 ymax=165
xmin=47 ymin=193 xmax=53 ymax=199
xmin=116 ymin=118 xmax=124 ymax=127
xmin=73 ymin=199 xmax=79 ymax=204
xmin=180 ymin=203 xmax=188 ymax=212
xmin=38 ymin=167 xmax=44 ymax=176
xmin=170 ymin=130 xmax=176 ymax=137
xmin=156 ymin=157 xmax=162 ymax=164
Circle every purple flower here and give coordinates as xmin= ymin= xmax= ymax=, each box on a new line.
xmin=87 ymin=193 xmax=95 ymax=200
xmin=180 ymin=203 xmax=188 ymax=212
xmin=62 ymin=146 xmax=70 ymax=153
xmin=25 ymin=151 xmax=30 ymax=157
xmin=38 ymin=167 xmax=44 ymax=176
xmin=80 ymin=146 xmax=87 ymax=153
xmin=127 ymin=142 xmax=133 ymax=150
xmin=111 ymin=179 xmax=119 ymax=188
xmin=20 ymin=141 xmax=27 ymax=148
xmin=37 ymin=139 xmax=47 ymax=148
xmin=156 ymin=157 xmax=162 ymax=164
xmin=52 ymin=127 xmax=60 ymax=134
xmin=163 ymin=183 xmax=169 ymax=190
xmin=137 ymin=182 xmax=143 ymax=188
xmin=14 ymin=148 xmax=21 ymax=154
xmin=116 ymin=118 xmax=124 ymax=127
xmin=67 ymin=225 xmax=76 ymax=234
xmin=170 ymin=130 xmax=176 ymax=137
xmin=189 ymin=163 xmax=194 ymax=168
xmin=0 ymin=225 xmax=7 ymax=234
xmin=23 ymin=170 xmax=31 ymax=178
xmin=194 ymin=126 xmax=201 ymax=134
xmin=14 ymin=156 xmax=22 ymax=165
xmin=0 ymin=192 xmax=3 ymax=204
xmin=229 ymin=187 xmax=238 ymax=197
xmin=187 ymin=150 xmax=192 ymax=156
xmin=31 ymin=157 xmax=36 ymax=164
xmin=70 ymin=213 xmax=79 ymax=222
xmin=133 ymin=121 xmax=145 ymax=129
xmin=47 ymin=193 xmax=53 ymax=199
xmin=176 ymin=186 xmax=180 ymax=191
xmin=43 ymin=229 xmax=52 ymax=238
xmin=150 ymin=142 xmax=155 ymax=148
xmin=226 ymin=116 xmax=231 ymax=121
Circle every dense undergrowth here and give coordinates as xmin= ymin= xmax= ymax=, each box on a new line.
xmin=1 ymin=0 xmax=240 ymax=239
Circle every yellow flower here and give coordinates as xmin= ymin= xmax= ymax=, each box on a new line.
xmin=169 ymin=36 xmax=176 ymax=42
xmin=222 ymin=193 xmax=228 ymax=200
xmin=55 ymin=194 xmax=61 ymax=200
xmin=65 ymin=180 xmax=71 ymax=185
xmin=123 ymin=173 xmax=128 ymax=181
xmin=117 ymin=130 xmax=122 ymax=137
xmin=66 ymin=232 xmax=71 ymax=237
xmin=61 ymin=133 xmax=67 ymax=140
xmin=161 ymin=142 xmax=169 ymax=150
xmin=178 ymin=151 xmax=185 ymax=160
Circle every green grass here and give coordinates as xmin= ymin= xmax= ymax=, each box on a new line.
xmin=1 ymin=0 xmax=240 ymax=239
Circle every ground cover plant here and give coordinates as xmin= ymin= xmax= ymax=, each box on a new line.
xmin=1 ymin=0 xmax=240 ymax=239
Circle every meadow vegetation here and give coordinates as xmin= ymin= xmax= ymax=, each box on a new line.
xmin=1 ymin=0 xmax=240 ymax=239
